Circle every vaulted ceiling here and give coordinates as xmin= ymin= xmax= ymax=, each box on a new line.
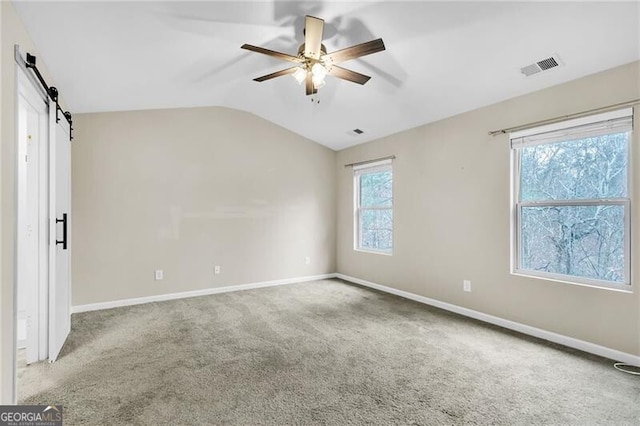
xmin=14 ymin=1 xmax=640 ymax=150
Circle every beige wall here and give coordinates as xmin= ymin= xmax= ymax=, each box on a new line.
xmin=0 ymin=0 xmax=60 ymax=404
xmin=72 ymin=107 xmax=336 ymax=305
xmin=336 ymin=61 xmax=640 ymax=356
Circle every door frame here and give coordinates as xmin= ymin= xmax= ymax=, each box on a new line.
xmin=13 ymin=47 xmax=50 ymax=403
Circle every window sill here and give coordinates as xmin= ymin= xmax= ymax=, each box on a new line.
xmin=511 ymin=270 xmax=632 ymax=293
xmin=354 ymin=248 xmax=393 ymax=256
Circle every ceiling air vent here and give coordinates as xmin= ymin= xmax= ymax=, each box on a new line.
xmin=537 ymin=57 xmax=558 ymax=70
xmin=353 ymin=128 xmax=364 ymax=135
xmin=520 ymin=54 xmax=563 ymax=77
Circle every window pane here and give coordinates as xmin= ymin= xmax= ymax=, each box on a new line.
xmin=361 ymin=209 xmax=393 ymax=251
xmin=360 ymin=171 xmax=392 ymax=207
xmin=520 ymin=205 xmax=625 ymax=283
xmin=520 ymin=133 xmax=628 ymax=201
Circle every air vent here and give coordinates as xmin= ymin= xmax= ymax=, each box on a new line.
xmin=537 ymin=57 xmax=558 ymax=70
xmin=353 ymin=128 xmax=364 ymax=135
xmin=520 ymin=54 xmax=563 ymax=77
xmin=521 ymin=64 xmax=541 ymax=77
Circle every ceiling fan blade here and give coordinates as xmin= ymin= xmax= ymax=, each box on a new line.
xmin=304 ymin=16 xmax=324 ymax=59
xmin=241 ymin=44 xmax=302 ymax=63
xmin=305 ymin=72 xmax=317 ymax=96
xmin=323 ymin=38 xmax=386 ymax=64
xmin=253 ymin=67 xmax=299 ymax=82
xmin=327 ymin=66 xmax=371 ymax=85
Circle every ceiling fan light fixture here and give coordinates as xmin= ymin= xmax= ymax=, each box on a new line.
xmin=312 ymin=77 xmax=326 ymax=89
xmin=292 ymin=67 xmax=307 ymax=84
xmin=311 ymin=63 xmax=328 ymax=79
xmin=311 ymin=62 xmax=328 ymax=88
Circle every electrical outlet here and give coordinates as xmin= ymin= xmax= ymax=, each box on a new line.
xmin=463 ymin=280 xmax=471 ymax=292
xmin=155 ymin=270 xmax=163 ymax=281
xmin=214 ymin=265 xmax=221 ymax=275
xmin=305 ymin=256 xmax=311 ymax=265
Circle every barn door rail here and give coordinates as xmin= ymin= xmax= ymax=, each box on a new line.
xmin=15 ymin=45 xmax=74 ymax=140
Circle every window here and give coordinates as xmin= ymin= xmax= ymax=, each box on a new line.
xmin=354 ymin=159 xmax=393 ymax=254
xmin=511 ymin=108 xmax=632 ymax=290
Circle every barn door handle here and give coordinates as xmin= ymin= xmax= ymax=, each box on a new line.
xmin=56 ymin=213 xmax=68 ymax=250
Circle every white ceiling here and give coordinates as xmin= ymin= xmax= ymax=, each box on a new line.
xmin=14 ymin=1 xmax=640 ymax=150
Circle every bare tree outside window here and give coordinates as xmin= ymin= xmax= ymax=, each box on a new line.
xmin=355 ymin=164 xmax=393 ymax=253
xmin=514 ymin=117 xmax=631 ymax=288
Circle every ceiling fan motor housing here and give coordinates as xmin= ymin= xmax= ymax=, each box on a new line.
xmin=298 ymin=43 xmax=329 ymax=69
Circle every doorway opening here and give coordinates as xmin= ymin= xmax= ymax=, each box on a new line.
xmin=14 ymin=48 xmax=74 ymax=402
xmin=15 ymin=64 xmax=49 ymax=396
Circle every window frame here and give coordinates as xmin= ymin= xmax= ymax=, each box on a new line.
xmin=353 ymin=159 xmax=393 ymax=255
xmin=510 ymin=109 xmax=633 ymax=291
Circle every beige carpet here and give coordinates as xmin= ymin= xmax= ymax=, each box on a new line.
xmin=18 ymin=279 xmax=640 ymax=425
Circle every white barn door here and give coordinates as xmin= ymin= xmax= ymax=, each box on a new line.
xmin=48 ymin=101 xmax=72 ymax=362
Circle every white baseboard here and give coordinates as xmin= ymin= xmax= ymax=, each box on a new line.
xmin=336 ymin=273 xmax=640 ymax=366
xmin=72 ymin=273 xmax=338 ymax=314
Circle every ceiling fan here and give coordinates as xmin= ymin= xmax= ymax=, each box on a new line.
xmin=241 ymin=15 xmax=386 ymax=96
